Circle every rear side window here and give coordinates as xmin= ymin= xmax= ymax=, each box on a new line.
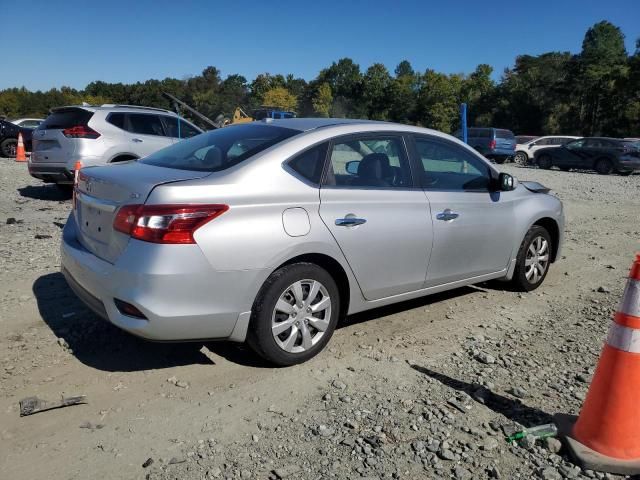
xmin=107 ymin=113 xmax=125 ymax=129
xmin=39 ymin=109 xmax=93 ymax=130
xmin=140 ymin=124 xmax=299 ymax=172
xmin=128 ymin=114 xmax=165 ymax=136
xmin=287 ymin=143 xmax=328 ymax=185
xmin=496 ymin=129 xmax=515 ymax=139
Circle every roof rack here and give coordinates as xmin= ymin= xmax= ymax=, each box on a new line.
xmin=100 ymin=104 xmax=173 ymax=114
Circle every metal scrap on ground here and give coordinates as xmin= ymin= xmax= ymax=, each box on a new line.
xmin=19 ymin=395 xmax=88 ymax=417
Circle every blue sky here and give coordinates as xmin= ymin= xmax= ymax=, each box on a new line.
xmin=1 ymin=0 xmax=638 ymax=91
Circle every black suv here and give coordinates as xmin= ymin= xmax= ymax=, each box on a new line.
xmin=0 ymin=119 xmax=33 ymax=158
xmin=535 ymin=137 xmax=640 ymax=175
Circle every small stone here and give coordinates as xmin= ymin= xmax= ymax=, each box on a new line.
xmin=597 ymin=286 xmax=610 ymax=293
xmin=168 ymin=456 xmax=186 ymax=464
xmin=240 ymin=470 xmax=251 ymax=479
xmin=411 ymin=440 xmax=425 ymax=452
xmin=482 ymin=437 xmax=499 ymax=451
xmin=6 ymin=217 xmax=16 ymax=224
xmin=317 ymin=425 xmax=334 ymax=437
xmin=540 ymin=467 xmax=561 ymax=480
xmin=142 ymin=458 xmax=154 ymax=468
xmin=510 ymin=387 xmax=527 ymax=399
xmin=438 ymin=448 xmax=455 ymax=461
xmin=544 ymin=437 xmax=562 ymax=454
xmin=273 ymin=464 xmax=302 ymax=479
xmin=454 ymin=466 xmax=472 ymax=480
xmin=519 ymin=434 xmax=536 ymax=449
xmin=34 ymin=234 xmax=52 ymax=239
xmin=322 ymin=393 xmax=332 ymax=401
xmin=252 ymin=434 xmax=259 ymax=442
xmin=332 ymin=380 xmax=347 ymax=390
xmin=57 ymin=337 xmax=69 ymax=349
xmin=475 ymin=352 xmax=496 ymax=364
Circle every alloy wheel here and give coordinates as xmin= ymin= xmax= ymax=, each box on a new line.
xmin=525 ymin=236 xmax=550 ymax=284
xmin=271 ymin=279 xmax=332 ymax=353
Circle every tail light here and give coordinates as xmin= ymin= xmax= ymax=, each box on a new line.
xmin=489 ymin=139 xmax=497 ymax=150
xmin=63 ymin=125 xmax=101 ymax=139
xmin=113 ymin=204 xmax=228 ymax=244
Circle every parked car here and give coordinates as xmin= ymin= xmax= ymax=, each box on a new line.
xmin=515 ymin=135 xmax=539 ymax=145
xmin=455 ymin=127 xmax=516 ymax=163
xmin=535 ymin=137 xmax=640 ymax=175
xmin=28 ymin=105 xmax=202 ymax=188
xmin=9 ymin=118 xmax=44 ymax=128
xmin=514 ymin=135 xmax=580 ymax=165
xmin=62 ymin=118 xmax=564 ymax=366
xmin=0 ymin=119 xmax=33 ymax=157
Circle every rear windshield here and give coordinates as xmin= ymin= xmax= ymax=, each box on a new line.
xmin=140 ymin=124 xmax=300 ymax=172
xmin=496 ymin=129 xmax=515 ymax=139
xmin=38 ymin=108 xmax=93 ymax=130
xmin=468 ymin=129 xmax=491 ymax=138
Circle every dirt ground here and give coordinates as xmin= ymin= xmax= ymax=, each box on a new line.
xmin=0 ymin=158 xmax=639 ymax=480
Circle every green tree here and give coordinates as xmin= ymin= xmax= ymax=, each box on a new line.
xmin=362 ymin=63 xmax=392 ymax=120
xmin=262 ymin=87 xmax=297 ymax=111
xmin=312 ymin=83 xmax=333 ymax=117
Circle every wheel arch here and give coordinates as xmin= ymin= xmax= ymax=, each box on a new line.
xmin=276 ymin=253 xmax=351 ymax=320
xmin=531 ymin=217 xmax=560 ymax=262
xmin=109 ymin=153 xmax=139 ymax=163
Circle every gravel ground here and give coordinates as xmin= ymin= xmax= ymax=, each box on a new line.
xmin=0 ymin=158 xmax=639 ymax=480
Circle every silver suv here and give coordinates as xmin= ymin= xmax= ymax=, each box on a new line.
xmin=28 ymin=105 xmax=202 ymax=188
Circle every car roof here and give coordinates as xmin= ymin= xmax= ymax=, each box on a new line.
xmin=52 ymin=104 xmax=177 ymax=116
xmin=258 ymin=117 xmax=381 ymax=132
xmin=585 ymin=137 xmax=624 ymax=142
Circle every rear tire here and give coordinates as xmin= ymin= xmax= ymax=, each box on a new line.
xmin=247 ymin=263 xmax=340 ymax=366
xmin=511 ymin=225 xmax=552 ymax=292
xmin=595 ymin=158 xmax=613 ymax=175
xmin=618 ymin=170 xmax=633 ymax=176
xmin=537 ymin=155 xmax=552 ymax=169
xmin=559 ymin=166 xmax=571 ymax=172
xmin=1 ymin=138 xmax=17 ymax=158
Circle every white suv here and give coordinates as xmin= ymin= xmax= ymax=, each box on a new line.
xmin=28 ymin=105 xmax=202 ymax=188
xmin=514 ymin=135 xmax=580 ymax=165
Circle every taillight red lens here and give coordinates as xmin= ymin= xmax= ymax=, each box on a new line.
xmin=63 ymin=125 xmax=101 ymax=139
xmin=489 ymin=139 xmax=497 ymax=149
xmin=113 ymin=204 xmax=228 ymax=244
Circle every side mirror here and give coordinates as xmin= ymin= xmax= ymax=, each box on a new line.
xmin=345 ymin=160 xmax=359 ymax=175
xmin=498 ymin=172 xmax=516 ymax=191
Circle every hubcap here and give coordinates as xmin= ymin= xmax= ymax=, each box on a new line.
xmin=524 ymin=236 xmax=549 ymax=284
xmin=271 ymin=279 xmax=331 ymax=353
xmin=8 ymin=143 xmax=16 ymax=156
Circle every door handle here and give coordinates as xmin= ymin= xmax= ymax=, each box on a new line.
xmin=436 ymin=209 xmax=460 ymax=221
xmin=132 ymin=138 xmax=143 ymax=143
xmin=335 ymin=217 xmax=367 ymax=227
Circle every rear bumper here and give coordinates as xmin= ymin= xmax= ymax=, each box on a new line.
xmin=27 ymin=163 xmax=74 ymax=184
xmin=60 ymin=214 xmax=266 ymax=341
xmin=487 ymin=148 xmax=515 ymax=158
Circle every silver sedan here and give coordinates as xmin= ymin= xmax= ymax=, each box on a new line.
xmin=61 ymin=118 xmax=564 ymax=365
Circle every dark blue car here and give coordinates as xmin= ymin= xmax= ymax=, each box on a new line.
xmin=455 ymin=127 xmax=516 ymax=164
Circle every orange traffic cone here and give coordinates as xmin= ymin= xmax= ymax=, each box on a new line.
xmin=556 ymin=254 xmax=640 ymax=475
xmin=15 ymin=132 xmax=26 ymax=162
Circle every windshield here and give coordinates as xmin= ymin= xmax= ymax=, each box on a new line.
xmin=140 ymin=124 xmax=300 ymax=172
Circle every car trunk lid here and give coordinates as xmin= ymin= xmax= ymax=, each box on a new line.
xmin=74 ymin=161 xmax=210 ymax=263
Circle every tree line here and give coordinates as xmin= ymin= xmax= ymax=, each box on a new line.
xmin=1 ymin=21 xmax=638 ymax=137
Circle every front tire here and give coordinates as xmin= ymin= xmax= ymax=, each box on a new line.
xmin=514 ymin=152 xmax=528 ymax=166
xmin=247 ymin=263 xmax=340 ymax=366
xmin=511 ymin=225 xmax=552 ymax=292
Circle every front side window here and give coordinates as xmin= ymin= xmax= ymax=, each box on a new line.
xmin=323 ymin=136 xmax=412 ymax=188
xmin=414 ymin=136 xmax=491 ymax=191
xmin=128 ymin=114 xmax=165 ymax=136
xmin=566 ymin=139 xmax=586 ymax=149
xmin=140 ymin=124 xmax=299 ymax=172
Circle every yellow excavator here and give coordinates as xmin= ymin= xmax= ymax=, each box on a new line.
xmin=163 ymin=92 xmax=295 ymax=130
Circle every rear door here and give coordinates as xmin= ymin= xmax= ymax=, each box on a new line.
xmin=410 ymin=135 xmax=517 ymax=286
xmin=31 ymin=108 xmax=93 ymax=164
xmin=319 ymin=133 xmax=433 ymax=300
xmin=124 ymin=113 xmax=173 ymax=157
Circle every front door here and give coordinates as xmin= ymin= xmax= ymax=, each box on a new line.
xmin=410 ymin=135 xmax=517 ymax=286
xmin=319 ymin=134 xmax=433 ymax=301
